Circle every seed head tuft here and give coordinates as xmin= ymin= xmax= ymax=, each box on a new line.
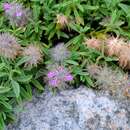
xmin=50 ymin=43 xmax=70 ymax=62
xmin=56 ymin=14 xmax=68 ymax=29
xmin=22 ymin=44 xmax=42 ymax=67
xmin=0 ymin=33 xmax=21 ymax=59
xmin=84 ymin=38 xmax=102 ymax=50
xmin=3 ymin=2 xmax=31 ymax=27
xmin=87 ymin=64 xmax=130 ymax=99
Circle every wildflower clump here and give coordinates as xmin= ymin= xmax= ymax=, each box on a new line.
xmin=84 ymin=36 xmax=130 ymax=69
xmin=50 ymin=43 xmax=70 ymax=62
xmin=46 ymin=64 xmax=73 ymax=88
xmin=0 ymin=33 xmax=21 ymax=59
xmin=3 ymin=2 xmax=31 ymax=27
xmin=22 ymin=44 xmax=42 ymax=68
xmin=87 ymin=64 xmax=130 ymax=99
xmin=105 ymin=37 xmax=130 ymax=69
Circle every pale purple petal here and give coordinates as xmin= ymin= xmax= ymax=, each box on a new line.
xmin=49 ymin=79 xmax=59 ymax=87
xmin=47 ymin=71 xmax=56 ymax=78
xmin=64 ymin=74 xmax=73 ymax=81
xmin=15 ymin=12 xmax=22 ymax=17
xmin=3 ymin=3 xmax=11 ymax=10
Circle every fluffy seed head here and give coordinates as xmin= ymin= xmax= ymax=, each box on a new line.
xmin=106 ymin=36 xmax=125 ymax=56
xmin=3 ymin=2 xmax=31 ymax=27
xmin=84 ymin=38 xmax=102 ymax=50
xmin=87 ymin=64 xmax=101 ymax=78
xmin=22 ymin=45 xmax=42 ymax=67
xmin=87 ymin=64 xmax=130 ymax=99
xmin=56 ymin=14 xmax=68 ymax=28
xmin=0 ymin=33 xmax=21 ymax=59
xmin=50 ymin=43 xmax=70 ymax=62
xmin=46 ymin=64 xmax=73 ymax=88
xmin=118 ymin=45 xmax=130 ymax=69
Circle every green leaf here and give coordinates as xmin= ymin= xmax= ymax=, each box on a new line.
xmin=119 ymin=3 xmax=130 ymax=17
xmin=105 ymin=57 xmax=118 ymax=62
xmin=16 ymin=75 xmax=32 ymax=83
xmin=85 ymin=77 xmax=94 ymax=87
xmin=85 ymin=5 xmax=99 ymax=10
xmin=31 ymin=79 xmax=44 ymax=90
xmin=0 ymin=113 xmax=5 ymax=130
xmin=77 ymin=4 xmax=84 ymax=12
xmin=20 ymin=87 xmax=32 ymax=101
xmin=0 ymin=72 xmax=8 ymax=78
xmin=0 ymin=87 xmax=11 ymax=94
xmin=11 ymin=80 xmax=20 ymax=98
xmin=65 ymin=60 xmax=79 ymax=65
xmin=0 ymin=100 xmax=12 ymax=111
xmin=0 ymin=63 xmax=5 ymax=70
xmin=15 ymin=56 xmax=31 ymax=67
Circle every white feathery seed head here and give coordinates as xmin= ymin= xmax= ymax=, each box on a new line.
xmin=50 ymin=43 xmax=70 ymax=62
xmin=87 ymin=64 xmax=130 ymax=99
xmin=3 ymin=2 xmax=31 ymax=27
xmin=0 ymin=33 xmax=21 ymax=59
xmin=22 ymin=44 xmax=42 ymax=67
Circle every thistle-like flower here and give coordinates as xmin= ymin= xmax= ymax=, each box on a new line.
xmin=106 ymin=36 xmax=125 ymax=56
xmin=0 ymin=33 xmax=21 ymax=59
xmin=118 ymin=45 xmax=130 ymax=69
xmin=46 ymin=64 xmax=73 ymax=88
xmin=87 ymin=64 xmax=101 ymax=78
xmin=56 ymin=14 xmax=68 ymax=29
xmin=50 ymin=43 xmax=70 ymax=62
xmin=87 ymin=64 xmax=130 ymax=99
xmin=22 ymin=45 xmax=42 ymax=67
xmin=84 ymin=38 xmax=102 ymax=50
xmin=3 ymin=2 xmax=31 ymax=27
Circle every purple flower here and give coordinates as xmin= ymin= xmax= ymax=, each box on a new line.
xmin=49 ymin=79 xmax=59 ymax=87
xmin=46 ymin=64 xmax=73 ymax=88
xmin=64 ymin=74 xmax=73 ymax=81
xmin=47 ymin=71 xmax=56 ymax=78
xmin=3 ymin=3 xmax=11 ymax=11
xmin=3 ymin=2 xmax=31 ymax=27
xmin=15 ymin=12 xmax=22 ymax=17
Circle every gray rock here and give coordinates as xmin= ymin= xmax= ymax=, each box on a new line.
xmin=7 ymin=87 xmax=130 ymax=130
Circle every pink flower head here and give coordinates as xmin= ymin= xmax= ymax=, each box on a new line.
xmin=64 ymin=74 xmax=73 ymax=81
xmin=46 ymin=64 xmax=73 ymax=88
xmin=3 ymin=3 xmax=11 ymax=11
xmin=49 ymin=79 xmax=59 ymax=87
xmin=47 ymin=71 xmax=56 ymax=78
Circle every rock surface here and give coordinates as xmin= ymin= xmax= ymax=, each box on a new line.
xmin=7 ymin=87 xmax=130 ymax=130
